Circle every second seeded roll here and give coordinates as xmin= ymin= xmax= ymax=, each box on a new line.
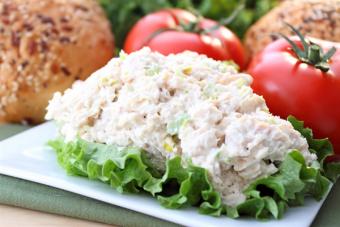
xmin=244 ymin=0 xmax=340 ymax=58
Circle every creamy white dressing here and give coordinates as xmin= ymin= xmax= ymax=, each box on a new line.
xmin=46 ymin=48 xmax=316 ymax=206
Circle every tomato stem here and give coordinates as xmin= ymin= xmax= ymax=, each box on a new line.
xmin=203 ymin=2 xmax=245 ymax=34
xmin=308 ymin=45 xmax=321 ymax=64
xmin=179 ymin=1 xmax=244 ymax=35
xmin=279 ymin=23 xmax=337 ymax=73
xmin=180 ymin=20 xmax=202 ymax=33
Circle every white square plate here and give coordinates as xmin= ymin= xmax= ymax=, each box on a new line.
xmin=0 ymin=122 xmax=330 ymax=227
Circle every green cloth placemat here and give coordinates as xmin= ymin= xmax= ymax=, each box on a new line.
xmin=0 ymin=175 xmax=177 ymax=227
xmin=0 ymin=124 xmax=339 ymax=226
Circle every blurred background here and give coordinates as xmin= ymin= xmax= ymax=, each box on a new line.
xmin=100 ymin=0 xmax=278 ymax=49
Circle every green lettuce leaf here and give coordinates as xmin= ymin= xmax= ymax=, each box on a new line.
xmin=48 ymin=115 xmax=340 ymax=220
xmin=157 ymin=157 xmax=225 ymax=215
xmin=48 ymin=138 xmax=223 ymax=212
xmin=48 ymin=139 xmax=163 ymax=194
xmin=288 ymin=116 xmax=340 ymax=182
xmin=230 ymin=117 xmax=340 ymax=219
xmin=237 ymin=150 xmax=331 ymax=219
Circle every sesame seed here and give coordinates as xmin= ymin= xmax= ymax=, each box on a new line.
xmin=1 ymin=3 xmax=10 ymax=16
xmin=61 ymin=65 xmax=71 ymax=76
xmin=60 ymin=16 xmax=69 ymax=23
xmin=51 ymin=27 xmax=59 ymax=35
xmin=50 ymin=63 xmax=59 ymax=74
xmin=37 ymin=14 xmax=55 ymax=25
xmin=59 ymin=36 xmax=71 ymax=44
xmin=22 ymin=23 xmax=33 ymax=31
xmin=74 ymin=5 xmax=89 ymax=12
xmin=20 ymin=60 xmax=29 ymax=69
xmin=1 ymin=17 xmax=9 ymax=25
xmin=28 ymin=40 xmax=37 ymax=55
xmin=11 ymin=31 xmax=20 ymax=47
xmin=61 ymin=25 xmax=73 ymax=32
xmin=40 ymin=40 xmax=49 ymax=52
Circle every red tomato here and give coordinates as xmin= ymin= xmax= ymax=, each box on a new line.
xmin=124 ymin=9 xmax=246 ymax=70
xmin=247 ymin=36 xmax=340 ymax=154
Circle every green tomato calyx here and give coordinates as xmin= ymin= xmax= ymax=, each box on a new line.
xmin=278 ymin=23 xmax=336 ymax=73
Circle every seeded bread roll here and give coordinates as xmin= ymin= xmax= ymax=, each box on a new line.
xmin=245 ymin=0 xmax=340 ymax=58
xmin=0 ymin=0 xmax=114 ymax=124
